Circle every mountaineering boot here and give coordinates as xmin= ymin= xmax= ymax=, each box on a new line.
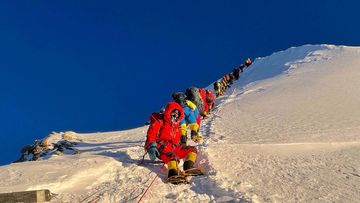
xmin=184 ymin=152 xmax=196 ymax=171
xmin=189 ymin=123 xmax=202 ymax=143
xmin=202 ymin=112 xmax=209 ymax=119
xmin=166 ymin=160 xmax=187 ymax=184
xmin=168 ymin=168 xmax=179 ymax=178
xmin=167 ymin=160 xmax=178 ymax=178
xmin=183 ymin=160 xmax=194 ymax=171
xmin=191 ymin=130 xmax=203 ymax=143
xmin=183 ymin=152 xmax=203 ymax=176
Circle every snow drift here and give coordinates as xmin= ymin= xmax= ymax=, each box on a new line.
xmin=1 ymin=44 xmax=360 ymax=202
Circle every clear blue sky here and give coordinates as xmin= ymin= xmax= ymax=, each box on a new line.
xmin=1 ymin=0 xmax=359 ymax=165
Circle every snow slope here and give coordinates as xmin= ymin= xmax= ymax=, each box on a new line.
xmin=1 ymin=44 xmax=360 ymax=203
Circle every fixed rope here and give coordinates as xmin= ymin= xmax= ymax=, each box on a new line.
xmin=136 ymin=172 xmax=159 ymax=203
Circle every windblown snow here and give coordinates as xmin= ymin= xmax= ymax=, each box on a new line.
xmin=1 ymin=44 xmax=360 ymax=203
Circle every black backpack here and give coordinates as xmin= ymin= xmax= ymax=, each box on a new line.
xmin=172 ymin=92 xmax=187 ymax=107
xmin=213 ymin=82 xmax=218 ymax=90
xmin=185 ymin=87 xmax=204 ymax=116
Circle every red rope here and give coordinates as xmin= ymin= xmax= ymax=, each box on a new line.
xmin=137 ymin=172 xmax=159 ymax=203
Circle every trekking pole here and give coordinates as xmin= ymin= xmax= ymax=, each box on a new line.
xmin=138 ymin=152 xmax=147 ymax=165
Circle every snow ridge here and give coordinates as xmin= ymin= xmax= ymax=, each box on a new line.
xmin=1 ymin=44 xmax=360 ymax=202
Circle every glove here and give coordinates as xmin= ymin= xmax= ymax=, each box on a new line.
xmin=148 ymin=142 xmax=160 ymax=161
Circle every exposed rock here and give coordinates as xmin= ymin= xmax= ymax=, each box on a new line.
xmin=20 ymin=145 xmax=33 ymax=154
xmin=15 ymin=131 xmax=80 ymax=163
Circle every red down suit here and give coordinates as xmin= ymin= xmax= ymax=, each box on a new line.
xmin=145 ymin=102 xmax=197 ymax=163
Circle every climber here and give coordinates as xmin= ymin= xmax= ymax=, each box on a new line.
xmin=233 ymin=67 xmax=240 ymax=80
xmin=199 ymin=88 xmax=209 ymax=118
xmin=226 ymin=73 xmax=234 ymax=85
xmin=206 ymin=89 xmax=215 ymax=114
xmin=245 ymin=57 xmax=252 ymax=67
xmin=145 ymin=102 xmax=202 ymax=183
xmin=239 ymin=63 xmax=246 ymax=72
xmin=221 ymin=77 xmax=228 ymax=92
xmin=172 ymin=92 xmax=203 ymax=144
xmin=199 ymin=88 xmax=215 ymax=118
xmin=213 ymin=81 xmax=221 ymax=97
xmin=230 ymin=73 xmax=236 ymax=83
xmin=185 ymin=86 xmax=205 ymax=117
